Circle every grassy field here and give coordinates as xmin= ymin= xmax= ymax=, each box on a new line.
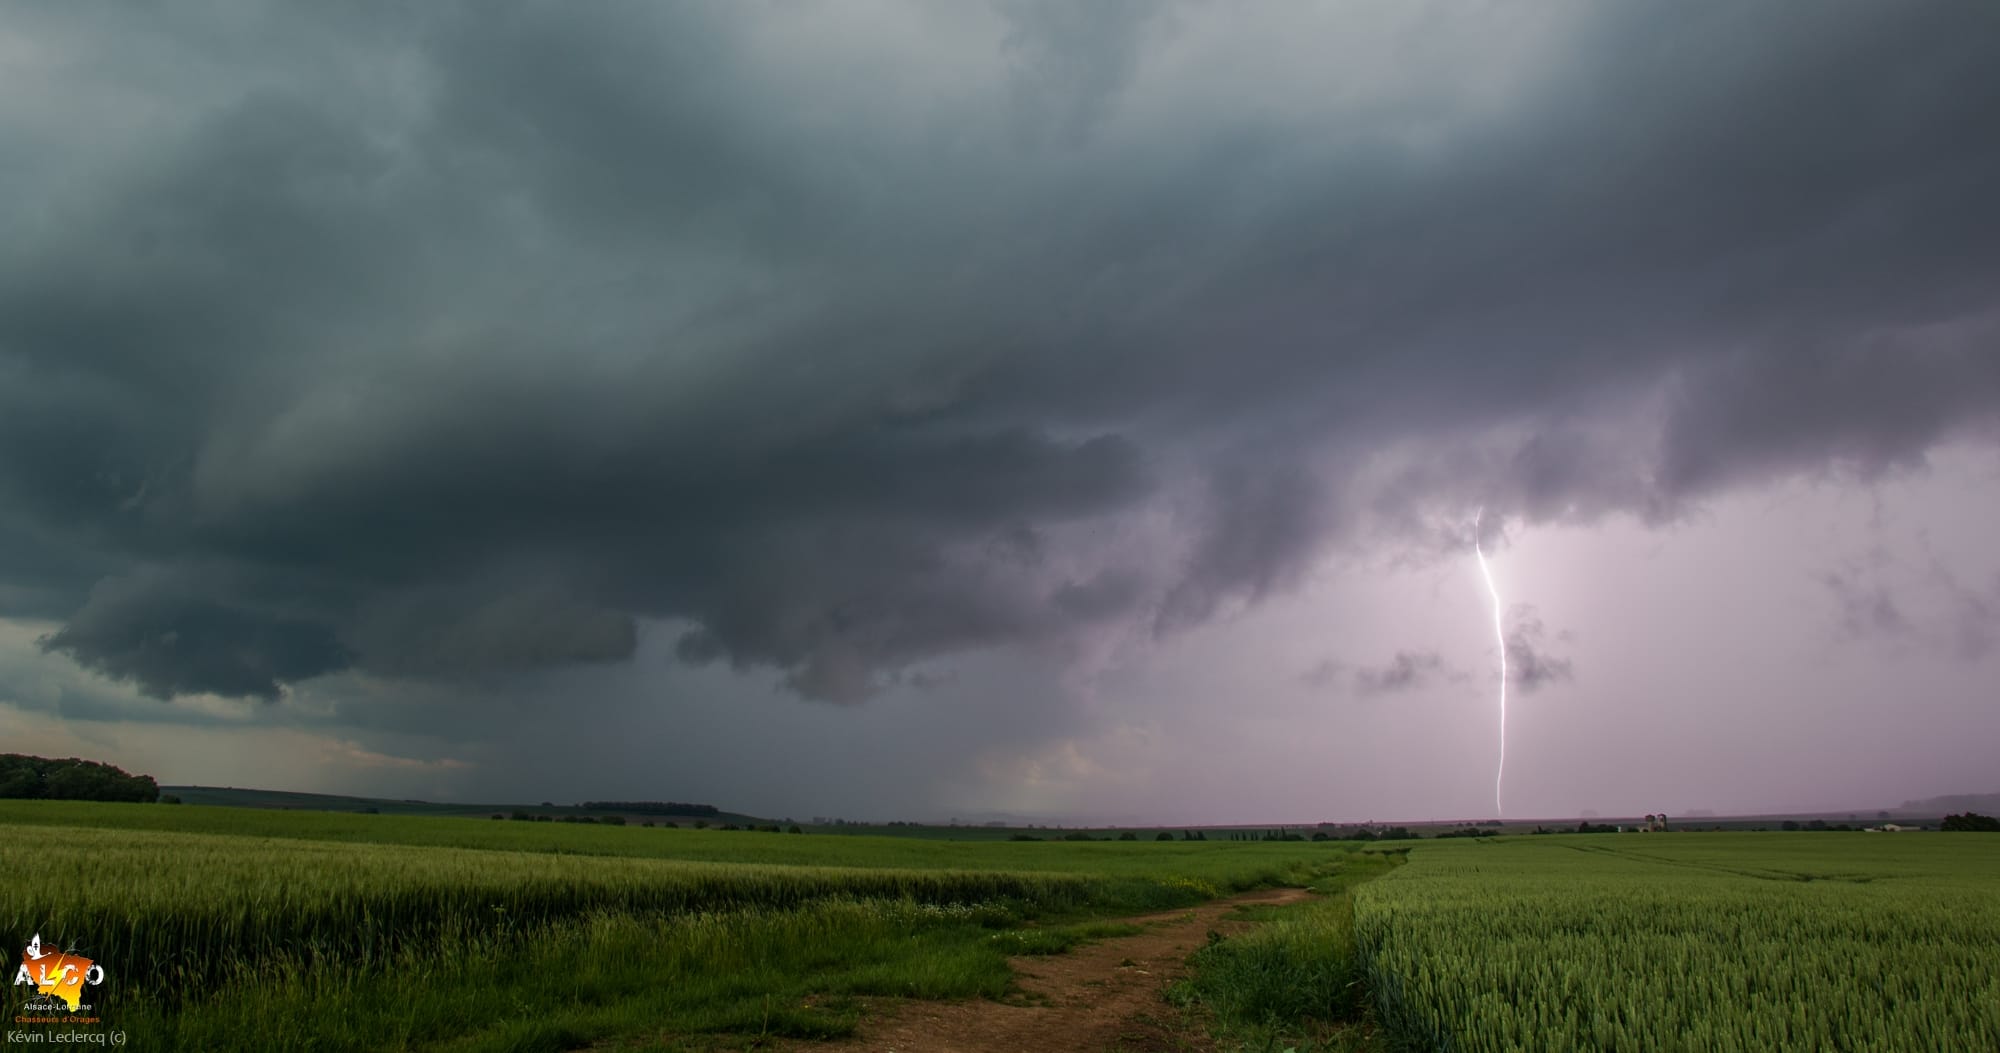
xmin=0 ymin=800 xmax=1330 ymax=875
xmin=2 ymin=801 xmax=1353 ymax=1051
xmin=12 ymin=801 xmax=1995 ymax=1052
xmin=1353 ymin=833 xmax=2000 ymax=1052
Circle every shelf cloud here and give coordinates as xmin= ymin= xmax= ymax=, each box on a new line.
xmin=2 ymin=1 xmax=1997 ymax=820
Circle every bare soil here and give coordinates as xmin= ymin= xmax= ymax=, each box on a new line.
xmin=776 ymin=886 xmax=1313 ymax=1053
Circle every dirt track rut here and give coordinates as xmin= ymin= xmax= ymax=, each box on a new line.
xmin=780 ymin=886 xmax=1313 ymax=1053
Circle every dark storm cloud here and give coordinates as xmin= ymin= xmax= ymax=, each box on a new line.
xmin=1819 ymin=570 xmax=1911 ymax=642
xmin=1157 ymin=455 xmax=1330 ymax=632
xmin=5 ymin=1 xmax=2000 ymax=703
xmin=1504 ymin=606 xmax=1574 ymax=693
xmin=38 ymin=575 xmax=352 ymax=701
xmin=1818 ymin=545 xmax=2000 ymax=659
xmin=1299 ymin=659 xmax=1345 ymax=690
xmin=998 ymin=0 xmax=1161 ymax=149
xmin=1351 ymin=651 xmax=1455 ymax=697
xmin=1659 ymin=324 xmax=2000 ymax=497
xmin=347 ymin=588 xmax=638 ymax=677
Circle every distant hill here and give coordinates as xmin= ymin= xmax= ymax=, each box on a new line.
xmin=162 ymin=785 xmax=768 ymax=824
xmin=580 ymin=800 xmax=721 ymax=818
xmin=1894 ymin=792 xmax=2000 ymax=816
xmin=163 ymin=785 xmax=499 ymax=816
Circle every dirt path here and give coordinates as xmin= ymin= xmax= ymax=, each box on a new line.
xmin=781 ymin=886 xmax=1313 ymax=1053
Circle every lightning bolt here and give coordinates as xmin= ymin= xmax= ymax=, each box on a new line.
xmin=1474 ymin=508 xmax=1506 ymax=818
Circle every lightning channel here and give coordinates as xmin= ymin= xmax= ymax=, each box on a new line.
xmin=1473 ymin=507 xmax=1506 ymax=818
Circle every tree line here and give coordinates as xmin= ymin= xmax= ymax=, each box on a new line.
xmin=0 ymin=754 xmax=159 ymax=803
xmin=578 ymin=800 xmax=721 ymax=817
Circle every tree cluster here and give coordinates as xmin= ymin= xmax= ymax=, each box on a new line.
xmin=578 ymin=801 xmax=720 ymax=817
xmin=1320 ymin=825 xmax=1418 ymax=842
xmin=1941 ymin=812 xmax=2000 ymax=832
xmin=0 ymin=754 xmax=159 ymax=803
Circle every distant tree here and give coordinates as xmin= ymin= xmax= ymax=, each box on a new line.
xmin=1154 ymin=831 xmax=1174 ymax=841
xmin=787 ymin=824 xmax=803 ymax=834
xmin=490 ymin=813 xmax=504 ymax=820
xmin=1781 ymin=820 xmax=1800 ymax=831
xmin=1118 ymin=831 xmax=1137 ymax=841
xmin=692 ymin=820 xmax=709 ymax=829
xmin=1942 ymin=812 xmax=2000 ymax=832
xmin=0 ymin=754 xmax=159 ymax=803
xmin=159 ymin=794 xmax=182 ymax=805
xmin=580 ymin=801 xmax=721 ymax=817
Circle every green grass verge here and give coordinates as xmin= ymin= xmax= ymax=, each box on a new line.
xmin=1169 ymin=855 xmax=1402 ymax=1053
xmin=126 ymin=908 xmax=1164 ymax=1052
xmin=121 ymin=901 xmax=1016 ymax=1052
xmin=2 ymin=801 xmax=1356 ymax=1051
xmin=985 ymin=920 xmax=1147 ymax=956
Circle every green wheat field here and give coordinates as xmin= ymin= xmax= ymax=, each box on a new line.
xmin=3 ymin=801 xmax=1996 ymax=1051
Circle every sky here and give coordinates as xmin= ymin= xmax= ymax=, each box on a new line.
xmin=3 ymin=1 xmax=1998 ymax=824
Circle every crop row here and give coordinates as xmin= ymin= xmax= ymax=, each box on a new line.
xmin=0 ymin=800 xmax=1339 ymax=884
xmin=2 ymin=823 xmax=1125 ymax=1001
xmin=1352 ymin=834 xmax=2000 ymax=1052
